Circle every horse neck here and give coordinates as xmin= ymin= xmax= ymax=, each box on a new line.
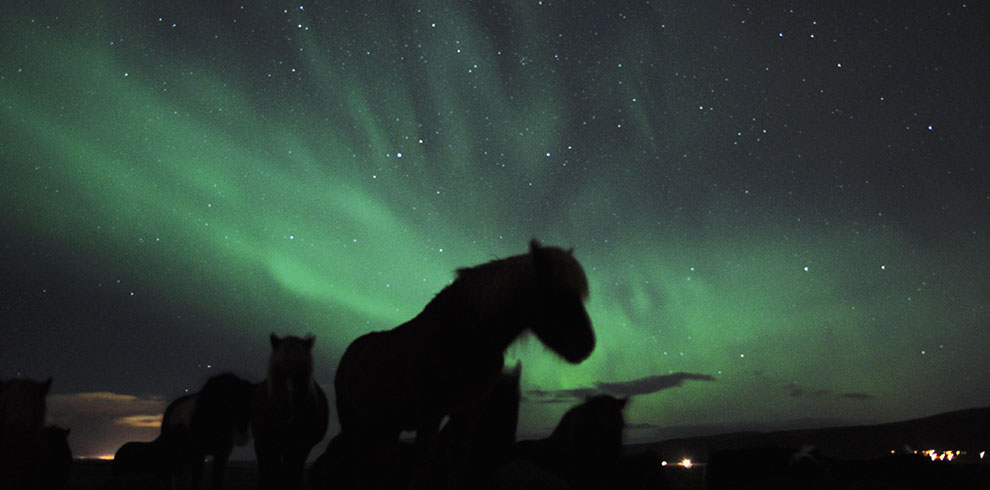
xmin=266 ymin=370 xmax=314 ymax=402
xmin=419 ymin=275 xmax=534 ymax=352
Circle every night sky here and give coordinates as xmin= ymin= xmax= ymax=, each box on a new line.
xmin=2 ymin=1 xmax=988 ymax=459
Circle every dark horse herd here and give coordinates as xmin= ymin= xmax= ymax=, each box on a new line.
xmin=1 ymin=240 xmax=668 ymax=489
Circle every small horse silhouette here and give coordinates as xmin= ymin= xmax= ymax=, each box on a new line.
xmin=252 ymin=333 xmax=329 ymax=490
xmin=112 ymin=439 xmax=172 ymax=483
xmin=113 ymin=373 xmax=255 ymax=489
xmin=186 ymin=373 xmax=255 ymax=489
xmin=508 ymin=395 xmax=627 ymax=490
xmin=0 ymin=377 xmax=52 ymax=490
xmin=112 ymin=390 xmax=196 ymax=484
xmin=439 ymin=362 xmax=523 ymax=488
xmin=334 ymin=239 xmax=595 ymax=489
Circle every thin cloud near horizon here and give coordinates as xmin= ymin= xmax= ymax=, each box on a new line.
xmin=526 ymin=372 xmax=716 ymax=403
xmin=47 ymin=392 xmax=167 ymax=428
xmin=784 ymin=382 xmax=876 ymax=401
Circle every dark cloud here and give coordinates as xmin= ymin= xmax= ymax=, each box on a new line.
xmin=526 ymin=372 xmax=715 ymax=404
xmin=48 ymin=392 xmax=166 ymax=423
xmin=783 ymin=383 xmax=875 ymax=401
xmin=597 ymin=372 xmax=716 ymax=397
xmin=47 ymin=392 xmax=167 ymax=458
xmin=525 ymin=387 xmax=597 ymax=404
xmin=785 ymin=382 xmax=831 ymax=399
xmin=840 ymin=392 xmax=875 ymax=400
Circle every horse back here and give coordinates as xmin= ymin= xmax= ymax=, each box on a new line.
xmin=335 ymin=329 xmax=418 ymax=431
xmin=191 ymin=375 xmax=255 ymax=452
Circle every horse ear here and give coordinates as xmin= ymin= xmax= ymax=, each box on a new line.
xmin=270 ymin=333 xmax=280 ymax=348
xmin=529 ymin=238 xmax=543 ymax=255
xmin=304 ymin=334 xmax=316 ymax=350
xmin=619 ymin=397 xmax=629 ymax=409
xmin=567 ymin=248 xmax=574 ymax=255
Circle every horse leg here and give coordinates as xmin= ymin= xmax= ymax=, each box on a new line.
xmin=254 ymin=439 xmax=275 ymax=490
xmin=189 ymin=451 xmax=205 ymax=490
xmin=211 ymin=450 xmax=230 ymax=490
xmin=412 ymin=416 xmax=442 ymax=490
xmin=443 ymin=412 xmax=479 ymax=490
xmin=348 ymin=428 xmax=400 ymax=490
xmin=284 ymin=448 xmax=307 ymax=490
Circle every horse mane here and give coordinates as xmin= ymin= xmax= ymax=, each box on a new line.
xmin=437 ymin=240 xmax=589 ymax=324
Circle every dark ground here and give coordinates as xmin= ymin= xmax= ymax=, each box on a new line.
xmin=59 ymin=457 xmax=990 ymax=490
xmin=66 ymin=458 xmax=708 ymax=490
xmin=58 ymin=408 xmax=990 ymax=490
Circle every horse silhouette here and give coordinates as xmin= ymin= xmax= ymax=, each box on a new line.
xmin=506 ymin=394 xmax=627 ymax=490
xmin=252 ymin=333 xmax=329 ymax=490
xmin=39 ymin=426 xmax=72 ymax=490
xmin=113 ymin=391 xmax=194 ymax=484
xmin=334 ymin=239 xmax=595 ymax=489
xmin=113 ymin=373 xmax=255 ymax=489
xmin=438 ymin=362 xmax=522 ymax=489
xmin=112 ymin=439 xmax=172 ymax=484
xmin=183 ymin=373 xmax=255 ymax=489
xmin=0 ymin=377 xmax=52 ymax=490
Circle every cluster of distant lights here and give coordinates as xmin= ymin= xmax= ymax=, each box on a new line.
xmin=84 ymin=450 xmax=990 ymax=466
xmin=660 ymin=458 xmax=696 ymax=469
xmin=658 ymin=450 xmax=988 ymax=470
xmin=901 ymin=449 xmax=988 ymax=462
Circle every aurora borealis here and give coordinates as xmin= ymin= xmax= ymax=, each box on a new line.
xmin=2 ymin=1 xmax=988 ymax=459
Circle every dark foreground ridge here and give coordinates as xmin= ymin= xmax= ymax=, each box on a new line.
xmin=52 ymin=406 xmax=990 ymax=490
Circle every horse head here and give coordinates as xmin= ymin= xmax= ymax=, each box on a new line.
xmin=527 ymin=239 xmax=595 ymax=364
xmin=267 ymin=333 xmax=317 ymax=417
xmin=552 ymin=394 xmax=628 ymax=461
xmin=0 ymin=377 xmax=52 ymax=431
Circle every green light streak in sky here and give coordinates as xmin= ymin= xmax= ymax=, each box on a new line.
xmin=3 ymin=3 xmax=987 ymax=435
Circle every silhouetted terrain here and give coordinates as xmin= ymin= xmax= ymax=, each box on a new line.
xmin=57 ymin=406 xmax=990 ymax=489
xmin=642 ymin=406 xmax=990 ymax=461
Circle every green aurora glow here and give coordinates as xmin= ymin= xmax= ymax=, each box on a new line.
xmin=2 ymin=1 xmax=988 ymax=451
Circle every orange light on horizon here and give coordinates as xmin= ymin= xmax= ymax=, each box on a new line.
xmin=679 ymin=458 xmax=693 ymax=469
xmin=75 ymin=454 xmax=115 ymax=461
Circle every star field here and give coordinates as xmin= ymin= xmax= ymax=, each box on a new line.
xmin=1 ymin=1 xmax=988 ymax=458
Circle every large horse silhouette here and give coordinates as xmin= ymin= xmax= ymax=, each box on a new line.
xmin=506 ymin=394 xmax=628 ymax=490
xmin=334 ymin=239 xmax=595 ymax=489
xmin=252 ymin=333 xmax=329 ymax=490
xmin=0 ymin=377 xmax=52 ymax=490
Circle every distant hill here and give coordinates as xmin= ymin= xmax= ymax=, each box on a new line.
xmin=634 ymin=406 xmax=990 ymax=461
